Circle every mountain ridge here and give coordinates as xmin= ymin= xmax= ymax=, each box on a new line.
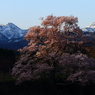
xmin=0 ymin=23 xmax=28 ymax=50
xmin=82 ymin=22 xmax=95 ymax=32
xmin=0 ymin=23 xmax=28 ymax=40
xmin=0 ymin=22 xmax=95 ymax=50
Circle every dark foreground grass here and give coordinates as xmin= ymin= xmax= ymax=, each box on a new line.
xmin=0 ymin=77 xmax=95 ymax=95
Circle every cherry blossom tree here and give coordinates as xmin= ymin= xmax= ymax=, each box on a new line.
xmin=20 ymin=15 xmax=87 ymax=54
xmin=12 ymin=15 xmax=94 ymax=85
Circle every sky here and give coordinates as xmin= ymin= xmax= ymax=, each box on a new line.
xmin=0 ymin=0 xmax=95 ymax=29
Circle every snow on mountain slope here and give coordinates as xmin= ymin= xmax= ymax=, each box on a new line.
xmin=82 ymin=22 xmax=95 ymax=32
xmin=0 ymin=23 xmax=28 ymax=40
xmin=87 ymin=22 xmax=95 ymax=28
xmin=0 ymin=23 xmax=28 ymax=50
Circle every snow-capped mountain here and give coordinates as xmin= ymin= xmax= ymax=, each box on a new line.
xmin=0 ymin=23 xmax=28 ymax=50
xmin=87 ymin=22 xmax=95 ymax=28
xmin=82 ymin=22 xmax=95 ymax=46
xmin=0 ymin=23 xmax=27 ymax=40
xmin=82 ymin=22 xmax=95 ymax=32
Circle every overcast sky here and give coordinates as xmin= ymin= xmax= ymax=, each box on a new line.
xmin=0 ymin=0 xmax=95 ymax=29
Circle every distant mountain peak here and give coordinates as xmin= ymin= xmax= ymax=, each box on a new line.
xmin=82 ymin=22 xmax=95 ymax=32
xmin=0 ymin=22 xmax=28 ymax=50
xmin=0 ymin=22 xmax=15 ymax=26
xmin=0 ymin=22 xmax=28 ymax=40
xmin=87 ymin=22 xmax=95 ymax=28
xmin=7 ymin=22 xmax=15 ymax=25
xmin=7 ymin=22 xmax=16 ymax=26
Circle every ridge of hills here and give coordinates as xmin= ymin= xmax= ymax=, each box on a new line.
xmin=0 ymin=22 xmax=95 ymax=50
